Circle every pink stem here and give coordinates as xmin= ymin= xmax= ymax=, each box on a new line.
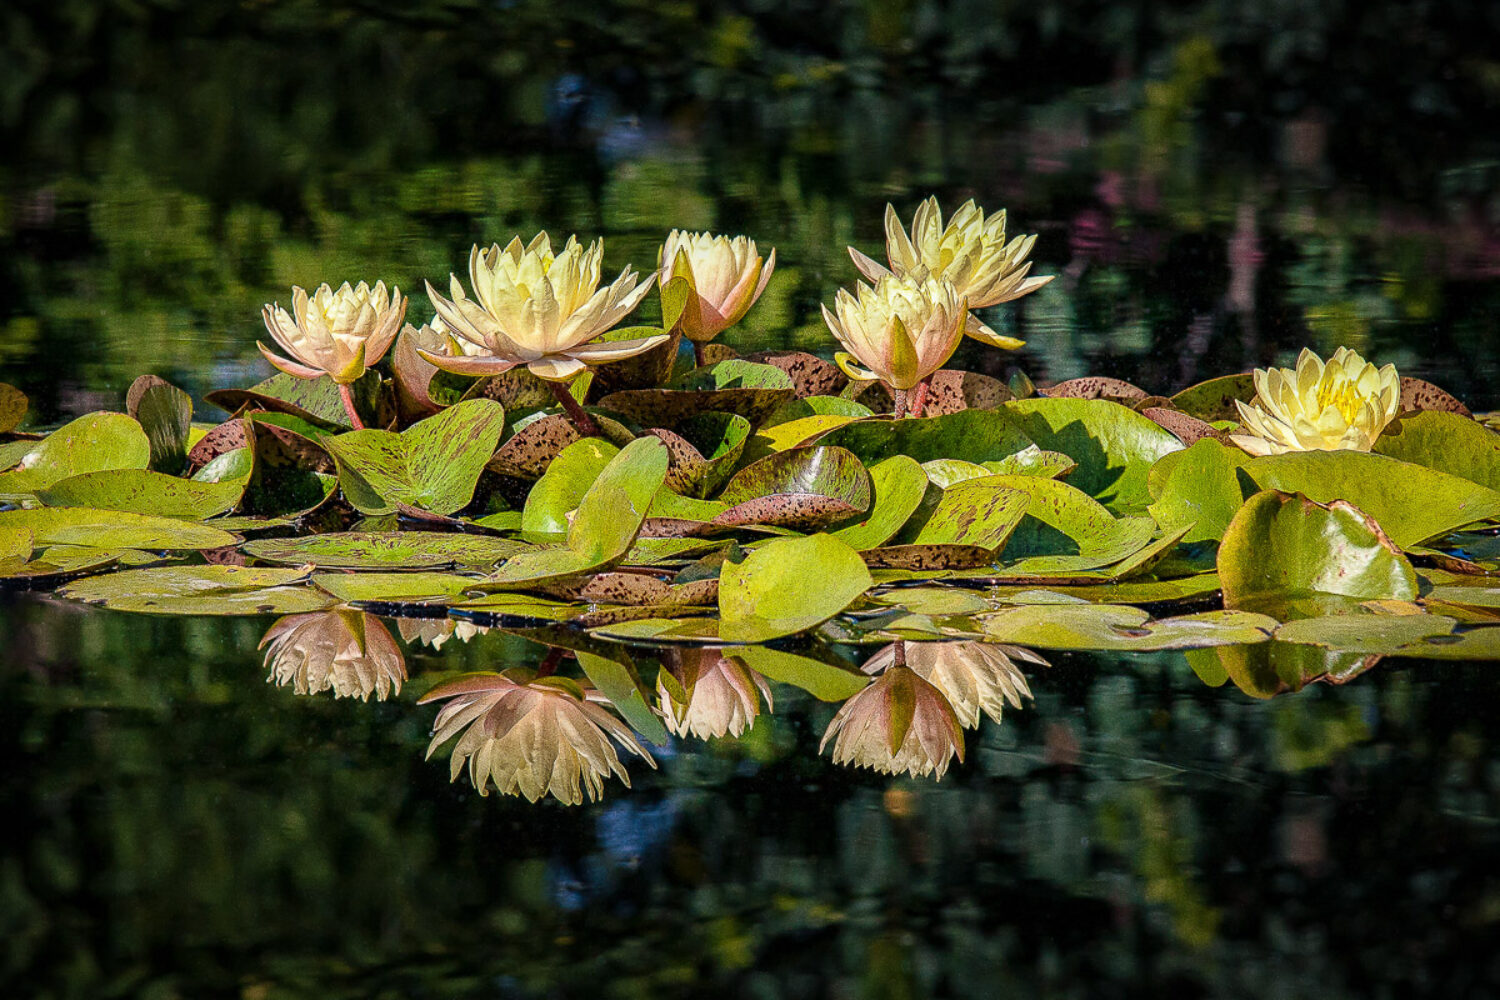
xmin=892 ymin=388 xmax=908 ymax=419
xmin=909 ymin=378 xmax=931 ymax=418
xmin=692 ymin=341 xmax=707 ymax=368
xmin=338 ymin=382 xmax=366 ymax=430
xmin=548 ymin=379 xmax=601 ymax=438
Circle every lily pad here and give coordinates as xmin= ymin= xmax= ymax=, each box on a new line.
xmin=981 ymin=475 xmax=1159 ymax=573
xmin=920 ymin=459 xmax=993 ymax=488
xmin=739 ymin=351 xmax=847 ymax=397
xmin=37 ymin=469 xmax=245 ymax=519
xmin=523 ymin=438 xmax=619 ymax=536
xmin=1218 ymin=490 xmax=1418 ymax=617
xmin=1170 ymin=373 xmax=1257 ymax=422
xmin=1042 ymin=376 xmax=1147 ymax=400
xmin=648 ymin=411 xmax=752 ymax=498
xmin=1141 ymin=407 xmax=1229 ymax=447
xmin=1241 ymin=450 xmax=1500 ymax=548
xmin=920 ymin=369 xmax=1012 ymax=415
xmin=127 ymin=375 xmax=193 ymax=473
xmin=486 ymin=412 xmax=636 ymax=480
xmin=0 ymin=383 xmax=28 ymax=434
xmin=243 ymin=532 xmax=530 ymax=571
xmin=718 ymin=533 xmax=873 ymax=642
xmin=817 ymin=409 xmax=1034 ymax=466
xmin=325 ymin=398 xmax=507 ymax=516
xmin=979 ymin=603 xmax=1276 ymax=651
xmin=981 ymin=446 xmax=1077 ymax=480
xmin=1372 ymin=410 xmax=1500 ymax=492
xmin=0 ymin=412 xmax=151 ymax=495
xmin=1273 ymin=613 xmax=1458 ymax=654
xmin=1400 ymin=377 xmax=1470 ymax=417
xmin=983 ymin=572 xmax=1224 ymax=606
xmin=0 ymin=507 xmax=238 ymax=550
xmin=1146 ymin=438 xmax=1251 ymax=543
xmin=313 ymin=571 xmax=483 ymax=604
xmin=599 ymin=360 xmax=795 ymax=428
xmin=59 ymin=565 xmax=332 ymax=615
xmin=864 ymin=480 xmax=1028 ymax=570
xmin=206 ymin=370 xmax=383 ymax=430
xmin=713 ymin=446 xmax=873 ymax=530
xmin=1002 ymin=398 xmax=1183 ymax=513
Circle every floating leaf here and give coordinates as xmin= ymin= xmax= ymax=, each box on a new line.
xmin=0 ymin=507 xmax=238 ymax=550
xmin=817 ymin=410 xmax=1034 ymax=466
xmin=718 ymin=533 xmax=873 ymax=642
xmin=36 ymin=469 xmax=246 ymax=519
xmin=243 ymin=532 xmax=530 ymax=570
xmin=828 ymin=455 xmax=928 ymax=551
xmin=1141 ymin=407 xmax=1228 ymax=447
xmin=920 ymin=459 xmax=992 ymax=488
xmin=979 ymin=604 xmax=1276 ymax=650
xmin=1042 ymin=376 xmax=1147 ymax=400
xmin=981 ymin=446 xmax=1076 ymax=480
xmin=599 ymin=360 xmax=795 ymax=427
xmin=1218 ymin=490 xmax=1418 ymax=617
xmin=1372 ymin=411 xmax=1500 ymax=491
xmin=714 ymin=446 xmax=873 ymax=530
xmin=740 ymin=350 xmax=847 ymax=397
xmin=865 ymin=480 xmax=1028 ymax=570
xmin=0 ymin=383 xmax=27 ymax=434
xmin=1241 ymin=450 xmax=1500 ymax=548
xmin=649 ymin=411 xmax=752 ymax=498
xmin=982 ymin=475 xmax=1158 ymax=573
xmin=206 ymin=370 xmax=382 ymax=429
xmin=1146 ymin=438 xmax=1250 ymax=543
xmin=0 ymin=413 xmax=151 ymax=495
xmin=1399 ymin=376 xmax=1470 ymax=417
xmin=1002 ymin=398 xmax=1183 ymax=513
xmin=59 ymin=565 xmax=332 ymax=615
xmin=920 ymin=369 xmax=1012 ymax=415
xmin=763 ymin=395 xmax=872 ymax=426
xmin=523 ymin=438 xmax=619 ymax=536
xmin=312 ymin=571 xmax=482 ymax=604
xmin=732 ymin=645 xmax=870 ymax=701
xmin=326 ymin=398 xmax=507 ymax=515
xmin=486 ymin=412 xmax=636 ymax=480
xmin=1170 ymin=373 xmax=1257 ymax=422
xmin=127 ymin=375 xmax=193 ymax=473
xmin=1274 ymin=613 xmax=1458 ymax=653
xmin=983 ymin=572 xmax=1223 ymax=606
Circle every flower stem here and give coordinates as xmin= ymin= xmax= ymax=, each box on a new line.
xmin=909 ymin=378 xmax=931 ymax=419
xmin=692 ymin=341 xmax=707 ymax=369
xmin=338 ymin=382 xmax=366 ymax=430
xmin=549 ymin=379 xmax=601 ymax=438
xmin=535 ymin=646 xmax=566 ymax=679
xmin=892 ymin=388 xmax=908 ymax=419
xmin=892 ymin=639 xmax=907 ymax=668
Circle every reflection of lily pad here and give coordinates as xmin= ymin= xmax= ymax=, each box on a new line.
xmin=979 ymin=603 xmax=1276 ymax=650
xmin=325 ymin=399 xmax=507 ymax=515
xmin=714 ymin=446 xmax=873 ymax=530
xmin=59 ymin=565 xmax=332 ymax=615
xmin=718 ymin=533 xmax=872 ymax=642
xmin=244 ymin=532 xmax=530 ymax=570
xmin=1218 ymin=490 xmax=1418 ymax=617
xmin=0 ymin=507 xmax=238 ymax=550
xmin=733 ymin=645 xmax=869 ymax=701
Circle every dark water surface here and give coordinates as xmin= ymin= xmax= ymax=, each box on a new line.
xmin=5 ymin=2 xmax=1500 ymax=996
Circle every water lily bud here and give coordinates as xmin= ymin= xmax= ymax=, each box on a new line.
xmin=658 ymin=230 xmax=775 ymax=343
xmin=1231 ymin=347 xmax=1401 ymax=456
xmin=259 ymin=280 xmax=406 ymax=384
xmin=422 ymin=232 xmax=664 ymax=383
xmin=820 ymin=274 xmax=967 ymax=390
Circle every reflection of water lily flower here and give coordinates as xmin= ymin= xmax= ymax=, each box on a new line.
xmin=849 ymin=198 xmax=1052 ymax=350
xmin=820 ymin=664 xmax=965 ymax=779
xmin=261 ymin=609 xmax=406 ymax=701
xmin=821 ymin=274 xmax=968 ymax=390
xmin=657 ymin=648 xmax=773 ymax=740
xmin=865 ymin=640 xmax=1042 ymax=729
xmin=1231 ymin=347 xmax=1401 ymax=456
xmin=397 ymin=617 xmax=485 ymax=651
xmin=421 ymin=233 xmax=664 ymax=382
xmin=259 ymin=281 xmax=407 ymax=383
xmin=420 ymin=669 xmax=655 ymax=804
xmin=658 ymin=230 xmax=775 ymax=343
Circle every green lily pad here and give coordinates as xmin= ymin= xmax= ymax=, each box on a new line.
xmin=576 ymin=650 xmax=671 ymax=745
xmin=1147 ymin=438 xmax=1251 ymax=543
xmin=981 ymin=446 xmax=1077 ymax=480
xmin=0 ymin=507 xmax=238 ymax=550
xmin=36 ymin=469 xmax=245 ymax=519
xmin=0 ymin=544 xmax=144 ymax=585
xmin=599 ymin=360 xmax=795 ymax=427
xmin=865 ymin=480 xmax=1028 ymax=570
xmin=484 ymin=437 xmax=671 ymax=586
xmin=243 ymin=532 xmax=531 ymax=571
xmin=1372 ymin=410 xmax=1500 ymax=492
xmin=649 ymin=411 xmax=752 ymax=498
xmin=718 ymin=533 xmax=873 ymax=642
xmin=983 ymin=572 xmax=1224 ymax=606
xmin=830 ymin=456 xmax=928 ymax=551
xmin=206 ymin=370 xmax=383 ymax=430
xmin=1241 ymin=451 xmax=1500 ymax=548
xmin=979 ymin=603 xmax=1276 ymax=651
xmin=817 ymin=410 xmax=1034 ymax=466
xmin=714 ymin=446 xmax=873 ymax=530
xmin=313 ymin=571 xmax=483 ymax=604
xmin=920 ymin=459 xmax=993 ymax=488
xmin=523 ymin=438 xmax=619 ymax=536
xmin=732 ymin=645 xmax=870 ymax=701
xmin=1273 ymin=613 xmax=1458 ymax=653
xmin=127 ymin=376 xmax=193 ymax=473
xmin=0 ymin=412 xmax=151 ymax=496
xmin=0 ymin=383 xmax=28 ymax=434
xmin=59 ymin=565 xmax=332 ymax=615
xmin=621 ymin=536 xmax=728 ymax=566
xmin=763 ymin=395 xmax=873 ymax=426
xmin=326 ymin=398 xmax=507 ymax=516
xmin=981 ymin=475 xmax=1158 ymax=573
xmin=1218 ymin=490 xmax=1418 ymax=617
xmin=1170 ymin=373 xmax=1257 ymax=422
xmin=1002 ymin=398 xmax=1184 ymax=513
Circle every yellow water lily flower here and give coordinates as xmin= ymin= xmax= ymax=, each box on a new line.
xmin=1231 ymin=347 xmax=1401 ymax=456
xmin=821 ymin=274 xmax=968 ymax=391
xmin=849 ymin=197 xmax=1051 ymax=350
xmin=422 ymin=233 xmax=664 ymax=382
xmin=658 ymin=230 xmax=776 ymax=343
xmin=259 ymin=280 xmax=407 ymax=384
xmin=657 ymin=648 xmax=773 ymax=740
xmin=820 ymin=663 xmax=965 ymax=779
xmin=260 ymin=609 xmax=407 ymax=701
xmin=420 ymin=669 xmax=654 ymax=804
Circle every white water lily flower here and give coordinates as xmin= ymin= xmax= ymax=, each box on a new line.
xmin=849 ymin=197 xmax=1051 ymax=350
xmin=821 ymin=274 xmax=968 ymax=390
xmin=864 ymin=640 xmax=1043 ymax=729
xmin=820 ymin=664 xmax=965 ymax=779
xmin=657 ymin=648 xmax=773 ymax=740
xmin=259 ymin=281 xmax=406 ymax=383
xmin=261 ymin=609 xmax=407 ymax=701
xmin=1231 ymin=347 xmax=1401 ymax=456
xmin=422 ymin=232 xmax=664 ymax=382
xmin=420 ymin=670 xmax=654 ymax=804
xmin=658 ymin=230 xmax=776 ymax=343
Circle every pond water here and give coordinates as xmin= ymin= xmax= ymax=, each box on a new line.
xmin=5 ymin=4 xmax=1500 ymax=997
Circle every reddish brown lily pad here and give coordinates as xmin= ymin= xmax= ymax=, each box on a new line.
xmin=487 ymin=413 xmax=636 ymax=480
xmin=1142 ymin=407 xmax=1231 ymax=446
xmin=740 ymin=351 xmax=848 ymax=398
xmin=1042 ymin=376 xmax=1148 ymax=400
xmin=1400 ymin=376 xmax=1471 ymax=417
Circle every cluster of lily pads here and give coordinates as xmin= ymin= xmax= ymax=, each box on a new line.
xmin=5 ymin=196 xmax=1500 ymax=803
